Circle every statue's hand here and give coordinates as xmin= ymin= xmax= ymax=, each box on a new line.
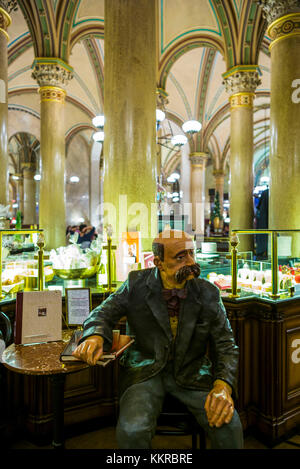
xmin=72 ymin=335 xmax=104 ymax=366
xmin=204 ymin=379 xmax=234 ymax=428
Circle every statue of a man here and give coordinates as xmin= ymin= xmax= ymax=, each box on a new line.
xmin=73 ymin=229 xmax=243 ymax=449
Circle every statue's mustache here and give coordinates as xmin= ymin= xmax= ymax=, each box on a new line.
xmin=175 ymin=264 xmax=200 ymax=283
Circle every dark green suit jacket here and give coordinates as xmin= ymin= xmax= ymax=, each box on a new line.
xmin=80 ymin=267 xmax=239 ymax=397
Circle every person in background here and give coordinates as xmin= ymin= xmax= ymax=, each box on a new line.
xmin=73 ymin=229 xmax=243 ymax=449
xmin=77 ymin=224 xmax=96 ymax=249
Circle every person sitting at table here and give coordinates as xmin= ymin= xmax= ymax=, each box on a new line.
xmin=72 ymin=229 xmax=243 ymax=449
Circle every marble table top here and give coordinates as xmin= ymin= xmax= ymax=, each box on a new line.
xmin=2 ymin=340 xmax=89 ymax=376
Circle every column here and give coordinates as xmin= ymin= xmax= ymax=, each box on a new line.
xmin=32 ymin=58 xmax=73 ymax=249
xmin=103 ymin=0 xmax=157 ymax=250
xmin=0 ymin=5 xmax=11 ymax=206
xmin=256 ymin=0 xmax=300 ymax=254
xmin=223 ymin=67 xmax=261 ymax=251
xmin=22 ymin=164 xmax=36 ymax=225
xmin=189 ymin=152 xmax=208 ymax=235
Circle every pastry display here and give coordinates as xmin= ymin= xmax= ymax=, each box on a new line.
xmin=1 ymin=259 xmax=54 ymax=293
xmin=207 ymin=263 xmax=300 ymax=294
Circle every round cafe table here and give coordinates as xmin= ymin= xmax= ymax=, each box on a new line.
xmin=2 ymin=340 xmax=88 ymax=449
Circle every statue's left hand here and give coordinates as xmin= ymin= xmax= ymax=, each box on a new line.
xmin=204 ymin=379 xmax=234 ymax=428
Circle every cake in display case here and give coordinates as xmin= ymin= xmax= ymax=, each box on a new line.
xmin=200 ymin=229 xmax=300 ymax=299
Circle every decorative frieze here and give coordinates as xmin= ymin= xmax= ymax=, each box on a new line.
xmin=39 ymin=86 xmax=66 ymax=104
xmin=268 ymin=12 xmax=300 ymax=48
xmin=255 ymin=0 xmax=300 ymax=25
xmin=32 ymin=58 xmax=73 ymax=89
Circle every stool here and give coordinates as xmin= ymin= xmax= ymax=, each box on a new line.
xmin=156 ymin=394 xmax=206 ymax=449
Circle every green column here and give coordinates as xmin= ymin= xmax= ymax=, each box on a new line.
xmin=0 ymin=7 xmax=11 ymax=206
xmin=103 ymin=0 xmax=157 ymax=250
xmin=32 ymin=58 xmax=73 ymax=249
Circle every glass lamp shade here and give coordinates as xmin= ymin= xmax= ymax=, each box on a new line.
xmin=92 ymin=115 xmax=105 ymax=128
xmin=182 ymin=120 xmax=202 ymax=134
xmin=170 ymin=172 xmax=180 ymax=180
xmin=70 ymin=176 xmax=80 ymax=183
xmin=171 ymin=134 xmax=188 ymax=146
xmin=34 ymin=174 xmax=41 ymax=181
xmin=156 ymin=109 xmax=166 ymax=123
xmin=93 ymin=131 xmax=105 ymax=142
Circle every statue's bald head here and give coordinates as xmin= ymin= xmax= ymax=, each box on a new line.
xmin=152 ymin=230 xmax=194 ymax=261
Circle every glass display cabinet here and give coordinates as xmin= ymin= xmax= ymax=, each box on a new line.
xmin=198 ymin=230 xmax=300 ymax=300
xmin=0 ymin=229 xmax=46 ymax=299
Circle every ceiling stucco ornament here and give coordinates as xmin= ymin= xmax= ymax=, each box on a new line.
xmin=255 ymin=0 xmax=300 ymax=25
xmin=223 ymin=70 xmax=262 ymax=96
xmin=0 ymin=0 xmax=17 ymax=13
xmin=32 ymin=59 xmax=73 ymax=89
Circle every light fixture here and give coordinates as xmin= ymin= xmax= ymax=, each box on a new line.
xmin=12 ymin=203 xmax=18 ymax=209
xmin=182 ymin=120 xmax=202 ymax=134
xmin=170 ymin=172 xmax=180 ymax=180
xmin=172 ymin=197 xmax=180 ymax=203
xmin=93 ymin=131 xmax=104 ymax=142
xmin=156 ymin=109 xmax=165 ymax=123
xmin=34 ymin=174 xmax=41 ymax=181
xmin=167 ymin=175 xmax=176 ymax=183
xmin=92 ymin=115 xmax=105 ymax=127
xmin=11 ymin=175 xmax=19 ymax=180
xmin=70 ymin=176 xmax=80 ymax=183
xmin=78 ymin=217 xmax=85 ymax=223
xmin=171 ymin=134 xmax=188 ymax=146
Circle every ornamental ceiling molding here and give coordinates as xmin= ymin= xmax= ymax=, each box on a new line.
xmin=255 ymin=0 xmax=300 ymax=25
xmin=158 ymin=34 xmax=225 ymax=91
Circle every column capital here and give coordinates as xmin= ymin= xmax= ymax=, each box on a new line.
xmin=213 ymin=169 xmax=225 ymax=178
xmin=255 ymin=0 xmax=300 ymax=26
xmin=0 ymin=6 xmax=11 ymax=41
xmin=189 ymin=152 xmax=209 ymax=168
xmin=32 ymin=58 xmax=73 ymax=89
xmin=223 ymin=66 xmax=261 ymax=100
xmin=156 ymin=87 xmax=169 ymax=108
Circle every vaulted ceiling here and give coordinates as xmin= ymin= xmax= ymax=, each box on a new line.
xmin=7 ymin=0 xmax=271 ymax=197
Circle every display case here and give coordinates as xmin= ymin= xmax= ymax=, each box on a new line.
xmin=0 ymin=229 xmax=47 ymax=299
xmin=198 ymin=230 xmax=300 ymax=300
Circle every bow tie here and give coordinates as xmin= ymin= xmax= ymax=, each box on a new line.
xmin=162 ymin=288 xmax=187 ymax=301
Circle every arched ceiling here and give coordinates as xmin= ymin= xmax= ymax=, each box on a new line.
xmin=7 ymin=0 xmax=270 ymax=182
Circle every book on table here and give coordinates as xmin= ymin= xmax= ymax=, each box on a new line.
xmin=60 ymin=329 xmax=134 ymax=366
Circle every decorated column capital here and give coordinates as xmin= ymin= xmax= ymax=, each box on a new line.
xmin=189 ymin=152 xmax=209 ymax=168
xmin=156 ymin=87 xmax=169 ymax=109
xmin=0 ymin=6 xmax=11 ymax=41
xmin=213 ymin=169 xmax=225 ymax=179
xmin=255 ymin=0 xmax=300 ymax=25
xmin=223 ymin=65 xmax=261 ymax=108
xmin=32 ymin=57 xmax=73 ymax=92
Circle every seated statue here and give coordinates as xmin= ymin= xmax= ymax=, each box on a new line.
xmin=73 ymin=229 xmax=243 ymax=449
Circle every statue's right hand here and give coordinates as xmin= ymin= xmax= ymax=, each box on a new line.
xmin=72 ymin=335 xmax=104 ymax=366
